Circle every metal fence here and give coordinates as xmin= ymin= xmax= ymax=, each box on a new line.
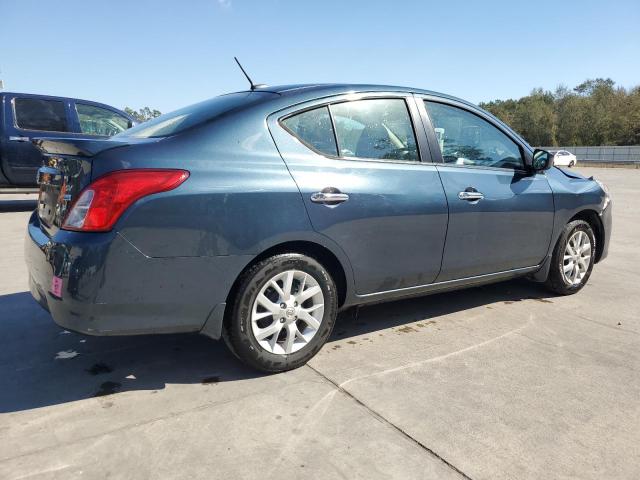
xmin=540 ymin=145 xmax=640 ymax=164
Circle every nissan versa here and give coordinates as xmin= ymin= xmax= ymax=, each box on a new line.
xmin=25 ymin=84 xmax=612 ymax=372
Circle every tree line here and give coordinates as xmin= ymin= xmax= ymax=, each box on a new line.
xmin=479 ymin=79 xmax=640 ymax=147
xmin=123 ymin=106 xmax=162 ymax=123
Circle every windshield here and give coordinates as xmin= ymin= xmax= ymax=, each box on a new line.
xmin=116 ymin=92 xmax=261 ymax=138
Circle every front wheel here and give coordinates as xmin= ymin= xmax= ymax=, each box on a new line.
xmin=224 ymin=253 xmax=338 ymax=372
xmin=544 ymin=220 xmax=596 ymax=295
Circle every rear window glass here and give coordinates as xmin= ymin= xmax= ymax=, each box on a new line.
xmin=331 ymin=99 xmax=418 ymax=161
xmin=117 ymin=92 xmax=262 ymax=138
xmin=281 ymin=106 xmax=337 ymax=156
xmin=14 ymin=98 xmax=69 ymax=132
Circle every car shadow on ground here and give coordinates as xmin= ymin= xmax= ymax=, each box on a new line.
xmin=332 ymin=278 xmax=554 ymax=339
xmin=0 ymin=279 xmax=554 ymax=413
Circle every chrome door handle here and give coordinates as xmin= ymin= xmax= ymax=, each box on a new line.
xmin=9 ymin=136 xmax=30 ymax=142
xmin=458 ymin=191 xmax=484 ymax=201
xmin=310 ymin=192 xmax=349 ymax=205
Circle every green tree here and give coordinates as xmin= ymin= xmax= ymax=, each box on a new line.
xmin=554 ymin=85 xmax=584 ymax=145
xmin=479 ymin=78 xmax=640 ymax=147
xmin=623 ymin=87 xmax=640 ymax=145
xmin=573 ymin=78 xmax=615 ymax=95
xmin=124 ymin=107 xmax=162 ymax=123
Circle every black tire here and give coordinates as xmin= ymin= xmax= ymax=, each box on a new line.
xmin=224 ymin=253 xmax=338 ymax=373
xmin=544 ymin=220 xmax=596 ymax=295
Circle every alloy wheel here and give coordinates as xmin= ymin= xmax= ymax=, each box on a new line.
xmin=562 ymin=230 xmax=592 ymax=286
xmin=251 ymin=270 xmax=324 ymax=354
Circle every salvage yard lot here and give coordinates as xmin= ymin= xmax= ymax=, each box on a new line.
xmin=0 ymin=167 xmax=638 ymax=480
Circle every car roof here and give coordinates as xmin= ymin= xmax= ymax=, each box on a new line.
xmin=238 ymin=83 xmax=530 ymax=148
xmin=250 ymin=83 xmax=476 ymax=107
xmin=1 ymin=91 xmax=98 ymax=104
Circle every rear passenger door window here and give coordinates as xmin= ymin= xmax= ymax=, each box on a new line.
xmin=281 ymin=98 xmax=419 ymax=162
xmin=331 ymin=99 xmax=418 ymax=161
xmin=76 ymin=103 xmax=130 ymax=136
xmin=281 ymin=106 xmax=337 ymax=157
xmin=14 ymin=98 xmax=69 ymax=132
xmin=424 ymin=101 xmax=524 ymax=170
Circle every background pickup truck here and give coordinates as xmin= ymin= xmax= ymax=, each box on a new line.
xmin=0 ymin=92 xmax=136 ymax=187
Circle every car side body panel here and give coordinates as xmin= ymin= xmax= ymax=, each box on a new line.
xmin=434 ymin=166 xmax=555 ymax=281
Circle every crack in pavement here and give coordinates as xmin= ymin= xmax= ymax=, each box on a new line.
xmin=305 ymin=364 xmax=475 ymax=480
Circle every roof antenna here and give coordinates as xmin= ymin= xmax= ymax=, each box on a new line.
xmin=234 ymin=57 xmax=266 ymax=90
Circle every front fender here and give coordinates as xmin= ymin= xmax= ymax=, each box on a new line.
xmin=531 ymin=168 xmax=610 ymax=281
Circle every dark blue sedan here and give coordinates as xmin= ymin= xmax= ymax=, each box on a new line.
xmin=25 ymin=84 xmax=612 ymax=372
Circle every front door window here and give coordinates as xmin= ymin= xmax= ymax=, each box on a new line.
xmin=425 ymin=101 xmax=524 ymax=170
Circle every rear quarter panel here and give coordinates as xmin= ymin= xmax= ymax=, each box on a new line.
xmin=100 ymin=112 xmax=313 ymax=258
xmin=96 ymin=107 xmax=355 ymax=299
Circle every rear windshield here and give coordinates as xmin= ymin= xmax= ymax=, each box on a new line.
xmin=116 ymin=92 xmax=266 ymax=138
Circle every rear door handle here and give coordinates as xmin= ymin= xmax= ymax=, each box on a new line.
xmin=458 ymin=190 xmax=484 ymax=202
xmin=310 ymin=191 xmax=349 ymax=205
xmin=9 ymin=136 xmax=30 ymax=142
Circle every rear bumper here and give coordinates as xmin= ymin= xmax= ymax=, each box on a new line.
xmin=25 ymin=212 xmax=250 ymax=338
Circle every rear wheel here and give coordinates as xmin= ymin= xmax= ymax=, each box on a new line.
xmin=224 ymin=253 xmax=338 ymax=372
xmin=545 ymin=220 xmax=595 ymax=295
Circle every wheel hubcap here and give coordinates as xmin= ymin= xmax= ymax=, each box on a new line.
xmin=562 ymin=230 xmax=592 ymax=286
xmin=251 ymin=270 xmax=324 ymax=355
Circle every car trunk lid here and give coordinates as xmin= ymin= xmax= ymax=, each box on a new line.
xmin=33 ymin=137 xmax=129 ymax=236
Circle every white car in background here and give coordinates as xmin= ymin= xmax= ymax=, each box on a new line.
xmin=553 ymin=150 xmax=578 ymax=167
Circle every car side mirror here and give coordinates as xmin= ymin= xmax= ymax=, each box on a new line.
xmin=530 ymin=149 xmax=552 ymax=172
xmin=127 ymin=119 xmax=139 ymax=129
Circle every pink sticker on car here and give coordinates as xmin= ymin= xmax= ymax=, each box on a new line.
xmin=50 ymin=275 xmax=63 ymax=298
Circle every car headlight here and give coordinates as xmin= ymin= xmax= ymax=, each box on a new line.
xmin=595 ymin=179 xmax=611 ymax=211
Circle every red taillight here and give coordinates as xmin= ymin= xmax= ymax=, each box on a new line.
xmin=62 ymin=169 xmax=189 ymax=232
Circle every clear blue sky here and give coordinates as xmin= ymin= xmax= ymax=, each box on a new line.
xmin=1 ymin=0 xmax=638 ymax=113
